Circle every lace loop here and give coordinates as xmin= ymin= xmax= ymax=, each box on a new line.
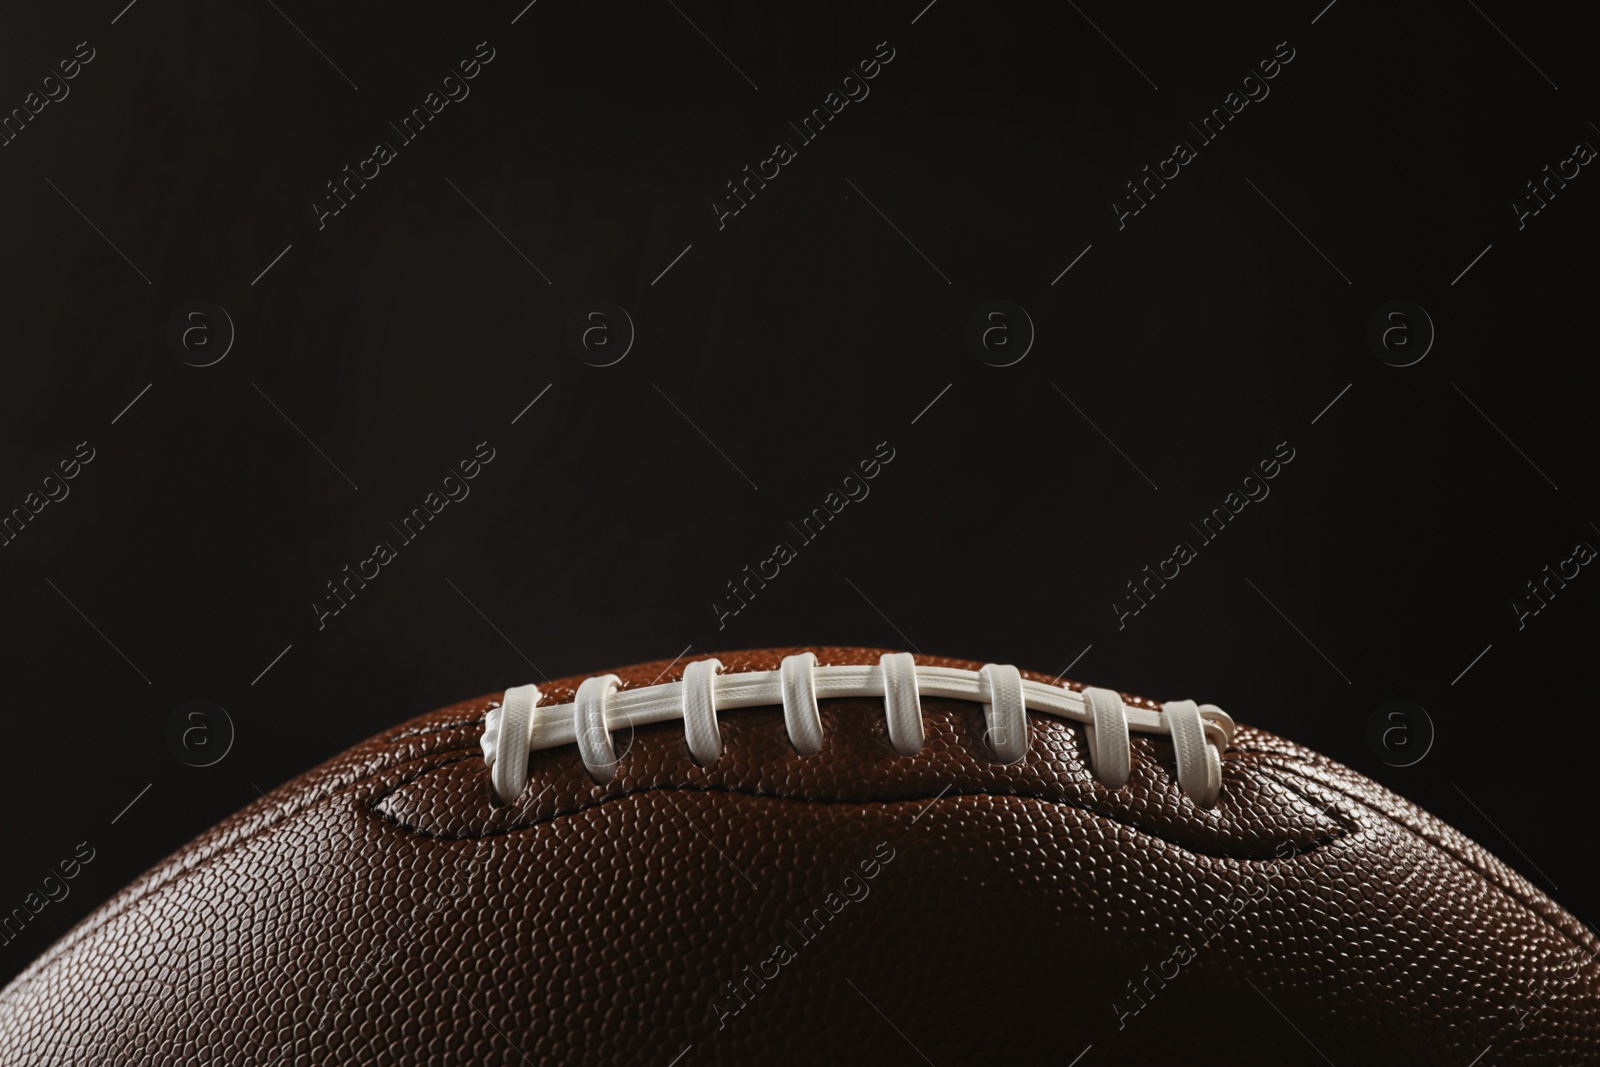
xmin=779 ymin=651 xmax=823 ymax=755
xmin=1163 ymin=700 xmax=1222 ymax=805
xmin=681 ymin=658 xmax=724 ymax=765
xmin=880 ymin=652 xmax=924 ymax=756
xmin=978 ymin=663 xmax=1028 ymax=763
xmin=1082 ymin=686 xmax=1132 ymax=789
xmin=484 ymin=683 xmax=539 ymax=802
xmin=575 ymin=674 xmax=624 ymax=783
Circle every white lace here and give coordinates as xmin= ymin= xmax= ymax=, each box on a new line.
xmin=480 ymin=653 xmax=1235 ymax=806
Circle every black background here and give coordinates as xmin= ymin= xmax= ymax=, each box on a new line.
xmin=1 ymin=0 xmax=1595 ymax=987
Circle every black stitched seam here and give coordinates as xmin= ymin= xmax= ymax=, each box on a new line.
xmin=364 ymin=751 xmax=1342 ymax=863
xmin=1254 ymin=762 xmax=1600 ymax=959
xmin=0 ymin=745 xmax=1329 ymax=1001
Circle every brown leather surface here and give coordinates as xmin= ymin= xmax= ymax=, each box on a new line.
xmin=2 ymin=646 xmax=1597 ymax=1064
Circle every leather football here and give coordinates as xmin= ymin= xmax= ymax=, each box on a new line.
xmin=2 ymin=646 xmax=1596 ymax=1064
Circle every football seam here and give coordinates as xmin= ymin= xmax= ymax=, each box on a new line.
xmin=1255 ymin=762 xmax=1600 ymax=960
xmin=366 ymin=747 xmax=1348 ymax=862
xmin=16 ymin=754 xmax=1589 ymax=1020
xmin=22 ymin=722 xmax=1577 ymax=1005
xmin=0 ymin=741 xmax=1344 ymax=1000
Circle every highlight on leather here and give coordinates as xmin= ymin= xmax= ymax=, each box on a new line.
xmin=480 ymin=652 xmax=1235 ymax=805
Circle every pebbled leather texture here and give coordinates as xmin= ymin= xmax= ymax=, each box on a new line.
xmin=2 ymin=646 xmax=1597 ymax=1065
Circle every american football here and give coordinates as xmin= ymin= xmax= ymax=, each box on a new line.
xmin=4 ymin=0 xmax=1596 ymax=1061
xmin=2 ymin=646 xmax=1595 ymax=1064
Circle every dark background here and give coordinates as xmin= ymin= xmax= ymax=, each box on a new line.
xmin=1 ymin=0 xmax=1594 ymax=986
